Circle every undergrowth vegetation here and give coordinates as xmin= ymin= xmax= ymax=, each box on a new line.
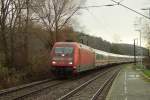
xmin=0 ymin=51 xmax=51 ymax=90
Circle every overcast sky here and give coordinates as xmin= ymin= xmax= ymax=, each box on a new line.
xmin=75 ymin=0 xmax=150 ymax=46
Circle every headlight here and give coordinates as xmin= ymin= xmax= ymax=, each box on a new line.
xmin=52 ymin=61 xmax=56 ymax=64
xmin=68 ymin=62 xmax=73 ymax=65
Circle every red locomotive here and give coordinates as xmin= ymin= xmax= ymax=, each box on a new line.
xmin=50 ymin=42 xmax=95 ymax=76
xmin=50 ymin=42 xmax=135 ymax=77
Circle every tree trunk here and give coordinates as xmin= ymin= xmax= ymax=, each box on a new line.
xmin=0 ymin=29 xmax=10 ymax=67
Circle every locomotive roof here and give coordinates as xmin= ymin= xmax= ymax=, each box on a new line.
xmin=54 ymin=42 xmax=78 ymax=45
xmin=55 ymin=42 xmax=93 ymax=50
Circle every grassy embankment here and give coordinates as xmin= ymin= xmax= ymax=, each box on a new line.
xmin=142 ymin=57 xmax=150 ymax=78
xmin=143 ymin=69 xmax=150 ymax=78
xmin=134 ymin=64 xmax=150 ymax=78
xmin=135 ymin=57 xmax=150 ymax=78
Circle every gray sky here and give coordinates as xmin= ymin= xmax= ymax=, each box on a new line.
xmin=75 ymin=0 xmax=150 ymax=46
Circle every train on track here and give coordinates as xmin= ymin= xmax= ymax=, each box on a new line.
xmin=50 ymin=42 xmax=141 ymax=77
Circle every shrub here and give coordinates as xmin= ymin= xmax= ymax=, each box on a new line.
xmin=26 ymin=49 xmax=51 ymax=81
xmin=0 ymin=66 xmax=25 ymax=89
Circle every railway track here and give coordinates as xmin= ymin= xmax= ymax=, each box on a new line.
xmin=58 ymin=67 xmax=120 ymax=100
xmin=0 ymin=68 xmax=108 ymax=100
xmin=91 ymin=69 xmax=120 ymax=100
xmin=32 ymin=67 xmax=114 ymax=100
xmin=0 ymin=79 xmax=64 ymax=100
xmin=0 ymin=66 xmax=121 ymax=100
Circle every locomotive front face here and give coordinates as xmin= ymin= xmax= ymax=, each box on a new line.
xmin=51 ymin=47 xmax=74 ymax=67
xmin=50 ymin=46 xmax=76 ymax=76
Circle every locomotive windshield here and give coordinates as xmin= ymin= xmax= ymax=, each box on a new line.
xmin=54 ymin=47 xmax=73 ymax=57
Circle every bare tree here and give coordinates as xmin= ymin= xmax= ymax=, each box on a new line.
xmin=30 ymin=0 xmax=83 ymax=48
xmin=0 ymin=0 xmax=14 ymax=67
xmin=0 ymin=0 xmax=86 ymax=68
xmin=0 ymin=0 xmax=27 ymax=67
xmin=136 ymin=17 xmax=150 ymax=48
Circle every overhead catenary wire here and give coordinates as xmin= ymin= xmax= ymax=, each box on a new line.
xmin=111 ymin=0 xmax=150 ymax=20
xmin=119 ymin=0 xmax=126 ymax=3
xmin=80 ymin=0 xmax=150 ymax=20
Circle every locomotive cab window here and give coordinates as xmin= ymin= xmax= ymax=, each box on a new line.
xmin=54 ymin=47 xmax=74 ymax=57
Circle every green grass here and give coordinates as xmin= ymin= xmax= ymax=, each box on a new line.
xmin=133 ymin=63 xmax=144 ymax=69
xmin=143 ymin=69 xmax=150 ymax=77
xmin=135 ymin=63 xmax=150 ymax=78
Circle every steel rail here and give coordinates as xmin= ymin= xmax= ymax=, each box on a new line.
xmin=58 ymin=68 xmax=113 ymax=100
xmin=0 ymin=79 xmax=53 ymax=96
xmin=13 ymin=68 xmax=112 ymax=100
xmin=91 ymin=68 xmax=121 ymax=100
xmin=0 ymin=79 xmax=65 ymax=100
xmin=13 ymin=81 xmax=64 ymax=100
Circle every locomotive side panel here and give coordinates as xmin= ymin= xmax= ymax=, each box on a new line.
xmin=77 ymin=45 xmax=95 ymax=72
xmin=73 ymin=44 xmax=80 ymax=72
